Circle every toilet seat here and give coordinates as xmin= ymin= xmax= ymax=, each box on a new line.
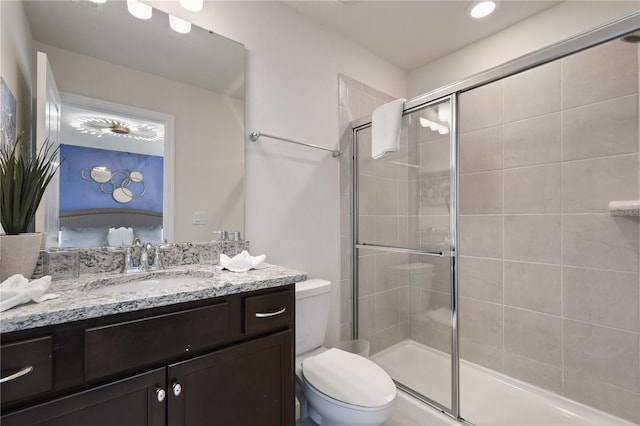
xmin=301 ymin=348 xmax=396 ymax=408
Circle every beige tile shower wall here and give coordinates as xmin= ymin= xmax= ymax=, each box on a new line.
xmin=355 ymin=125 xmax=413 ymax=354
xmin=458 ymin=39 xmax=640 ymax=423
xmin=338 ymin=75 xmax=400 ymax=347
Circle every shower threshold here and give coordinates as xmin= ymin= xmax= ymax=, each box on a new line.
xmin=372 ymin=340 xmax=636 ymax=426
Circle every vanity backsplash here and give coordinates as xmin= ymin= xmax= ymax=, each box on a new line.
xmin=32 ymin=240 xmax=250 ymax=280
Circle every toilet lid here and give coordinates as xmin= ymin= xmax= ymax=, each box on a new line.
xmin=301 ymin=348 xmax=396 ymax=408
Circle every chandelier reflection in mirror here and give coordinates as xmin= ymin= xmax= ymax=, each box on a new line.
xmin=81 ymin=165 xmax=146 ymax=204
xmin=69 ymin=117 xmax=164 ymax=142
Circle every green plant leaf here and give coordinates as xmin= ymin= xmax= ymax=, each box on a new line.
xmin=0 ymin=135 xmax=61 ymax=234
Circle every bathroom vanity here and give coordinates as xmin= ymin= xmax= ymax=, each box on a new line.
xmin=0 ymin=264 xmax=305 ymax=426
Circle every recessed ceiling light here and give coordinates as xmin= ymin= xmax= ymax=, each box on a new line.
xmin=469 ymin=1 xmax=496 ymax=19
xmin=179 ymin=0 xmax=203 ymax=12
xmin=126 ymin=0 xmax=152 ymax=20
xmin=169 ymin=15 xmax=192 ymax=34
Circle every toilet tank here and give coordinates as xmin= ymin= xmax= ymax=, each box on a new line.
xmin=295 ymin=279 xmax=331 ymax=355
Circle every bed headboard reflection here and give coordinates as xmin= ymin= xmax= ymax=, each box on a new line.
xmin=59 ymin=208 xmax=163 ymax=228
xmin=59 ymin=208 xmax=163 ymax=248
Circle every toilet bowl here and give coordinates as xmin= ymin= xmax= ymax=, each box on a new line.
xmin=295 ymin=279 xmax=397 ymax=425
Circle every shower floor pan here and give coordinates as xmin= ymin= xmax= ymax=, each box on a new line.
xmin=372 ymin=340 xmax=635 ymax=426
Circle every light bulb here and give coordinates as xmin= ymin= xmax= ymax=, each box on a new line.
xmin=179 ymin=0 xmax=203 ymax=12
xmin=127 ymin=0 xmax=152 ymax=20
xmin=169 ymin=15 xmax=191 ymax=34
xmin=470 ymin=1 xmax=496 ymax=19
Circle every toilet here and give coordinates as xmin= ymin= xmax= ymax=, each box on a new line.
xmin=295 ymin=279 xmax=397 ymax=425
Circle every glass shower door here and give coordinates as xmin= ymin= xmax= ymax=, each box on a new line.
xmin=354 ymin=96 xmax=458 ymax=413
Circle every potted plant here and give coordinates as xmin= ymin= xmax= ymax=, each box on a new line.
xmin=0 ymin=135 xmax=60 ymax=281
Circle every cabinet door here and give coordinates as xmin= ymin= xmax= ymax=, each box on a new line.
xmin=1 ymin=336 xmax=53 ymax=405
xmin=1 ymin=368 xmax=166 ymax=426
xmin=168 ymin=330 xmax=294 ymax=426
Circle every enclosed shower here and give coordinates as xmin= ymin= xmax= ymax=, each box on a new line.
xmin=348 ymin=14 xmax=640 ymax=426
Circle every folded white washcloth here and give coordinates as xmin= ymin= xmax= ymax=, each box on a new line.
xmin=0 ymin=274 xmax=59 ymax=312
xmin=372 ymin=98 xmax=406 ymax=159
xmin=218 ymin=250 xmax=266 ymax=273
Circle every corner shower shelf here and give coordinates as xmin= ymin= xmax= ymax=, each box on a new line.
xmin=607 ymin=200 xmax=640 ymax=217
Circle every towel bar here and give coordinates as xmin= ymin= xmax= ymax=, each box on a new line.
xmin=249 ymin=131 xmax=342 ymax=158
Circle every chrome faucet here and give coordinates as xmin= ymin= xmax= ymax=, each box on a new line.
xmin=143 ymin=241 xmax=163 ymax=271
xmin=125 ymin=241 xmax=162 ymax=273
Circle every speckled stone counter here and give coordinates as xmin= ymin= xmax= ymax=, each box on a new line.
xmin=1 ymin=263 xmax=306 ymax=333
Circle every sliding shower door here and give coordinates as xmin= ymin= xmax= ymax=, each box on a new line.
xmin=457 ymin=33 xmax=640 ymax=425
xmin=353 ymin=96 xmax=458 ymax=413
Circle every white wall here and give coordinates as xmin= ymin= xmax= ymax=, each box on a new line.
xmin=408 ymin=1 xmax=640 ymax=97
xmin=149 ymin=1 xmax=407 ymax=345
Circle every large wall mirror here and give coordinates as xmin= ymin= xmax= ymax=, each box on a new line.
xmin=22 ymin=0 xmax=245 ymax=249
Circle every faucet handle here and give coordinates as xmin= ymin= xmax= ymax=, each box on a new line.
xmin=147 ymin=243 xmax=163 ymax=271
xmin=125 ymin=246 xmax=133 ymax=266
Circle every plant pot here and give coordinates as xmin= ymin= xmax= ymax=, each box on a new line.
xmin=0 ymin=233 xmax=43 ymax=282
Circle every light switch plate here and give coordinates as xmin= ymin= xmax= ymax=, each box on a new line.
xmin=192 ymin=211 xmax=207 ymax=225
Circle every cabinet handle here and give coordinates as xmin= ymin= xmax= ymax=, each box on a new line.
xmin=255 ymin=307 xmax=286 ymax=318
xmin=0 ymin=366 xmax=33 ymax=384
xmin=172 ymin=382 xmax=182 ymax=397
xmin=156 ymin=387 xmax=166 ymax=402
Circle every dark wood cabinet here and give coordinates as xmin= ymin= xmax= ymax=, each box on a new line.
xmin=1 ymin=285 xmax=295 ymax=426
xmin=2 ymin=368 xmax=166 ymax=426
xmin=0 ymin=336 xmax=53 ymax=405
xmin=168 ymin=330 xmax=293 ymax=426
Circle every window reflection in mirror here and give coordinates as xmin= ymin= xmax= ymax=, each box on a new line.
xmin=58 ymin=98 xmax=168 ymax=248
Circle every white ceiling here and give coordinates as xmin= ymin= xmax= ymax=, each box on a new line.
xmin=22 ymin=0 xmax=245 ymax=98
xmin=282 ymin=0 xmax=560 ymax=71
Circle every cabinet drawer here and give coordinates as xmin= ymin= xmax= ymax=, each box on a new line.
xmin=85 ymin=302 xmax=229 ymax=381
xmin=244 ymin=289 xmax=293 ymax=336
xmin=1 ymin=336 xmax=53 ymax=405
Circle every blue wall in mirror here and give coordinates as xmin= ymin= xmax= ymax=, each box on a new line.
xmin=59 ymin=144 xmax=163 ymax=212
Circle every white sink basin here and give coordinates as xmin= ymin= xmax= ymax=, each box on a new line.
xmin=89 ymin=276 xmax=204 ymax=295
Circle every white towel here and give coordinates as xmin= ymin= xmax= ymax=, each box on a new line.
xmin=608 ymin=200 xmax=640 ymax=211
xmin=371 ymin=98 xmax=406 ymax=159
xmin=107 ymin=227 xmax=134 ymax=246
xmin=218 ymin=250 xmax=266 ymax=273
xmin=0 ymin=274 xmax=59 ymax=312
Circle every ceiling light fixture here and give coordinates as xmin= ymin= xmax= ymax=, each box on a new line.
xmin=469 ymin=1 xmax=496 ymax=19
xmin=69 ymin=117 xmax=165 ymax=142
xmin=419 ymin=117 xmax=449 ymax=135
xmin=169 ymin=15 xmax=191 ymax=34
xmin=126 ymin=0 xmax=152 ymax=20
xmin=179 ymin=0 xmax=203 ymax=12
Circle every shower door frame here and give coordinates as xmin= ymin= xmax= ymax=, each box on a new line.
xmin=350 ymin=10 xmax=640 ymax=423
xmin=351 ymin=95 xmax=461 ymax=418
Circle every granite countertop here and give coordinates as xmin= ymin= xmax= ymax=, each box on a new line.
xmin=0 ymin=263 xmax=306 ymax=333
